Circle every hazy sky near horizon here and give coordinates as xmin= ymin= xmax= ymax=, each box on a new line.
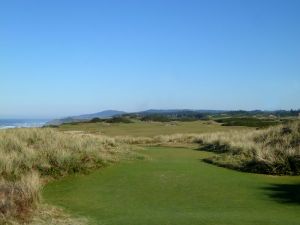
xmin=1 ymin=0 xmax=300 ymax=118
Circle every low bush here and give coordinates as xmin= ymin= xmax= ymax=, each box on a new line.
xmin=88 ymin=117 xmax=132 ymax=123
xmin=214 ymin=117 xmax=280 ymax=127
xmin=106 ymin=117 xmax=132 ymax=123
xmin=141 ymin=115 xmax=172 ymax=122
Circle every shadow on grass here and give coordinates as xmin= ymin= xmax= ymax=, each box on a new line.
xmin=263 ymin=183 xmax=300 ymax=205
xmin=195 ymin=144 xmax=230 ymax=154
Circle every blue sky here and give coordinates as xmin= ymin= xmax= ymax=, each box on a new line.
xmin=1 ymin=0 xmax=300 ymax=119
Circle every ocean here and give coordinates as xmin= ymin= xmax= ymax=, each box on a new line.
xmin=0 ymin=119 xmax=49 ymax=129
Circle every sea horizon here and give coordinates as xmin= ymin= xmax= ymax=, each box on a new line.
xmin=0 ymin=118 xmax=50 ymax=129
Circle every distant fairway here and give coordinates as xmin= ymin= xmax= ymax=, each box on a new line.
xmin=43 ymin=147 xmax=300 ymax=225
xmin=57 ymin=120 xmax=252 ymax=137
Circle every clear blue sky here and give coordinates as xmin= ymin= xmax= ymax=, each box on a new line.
xmin=1 ymin=0 xmax=300 ymax=119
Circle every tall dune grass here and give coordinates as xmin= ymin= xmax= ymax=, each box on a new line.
xmin=1 ymin=122 xmax=299 ymax=224
xmin=182 ymin=121 xmax=300 ymax=174
xmin=118 ymin=121 xmax=300 ymax=175
xmin=0 ymin=128 xmax=136 ymax=224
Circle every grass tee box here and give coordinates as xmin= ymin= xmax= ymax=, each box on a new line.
xmin=57 ymin=120 xmax=252 ymax=137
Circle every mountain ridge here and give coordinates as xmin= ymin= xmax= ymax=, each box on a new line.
xmin=47 ymin=109 xmax=300 ymax=125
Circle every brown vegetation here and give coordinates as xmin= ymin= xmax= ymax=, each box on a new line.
xmin=1 ymin=121 xmax=299 ymax=224
xmin=117 ymin=121 xmax=300 ymax=175
xmin=0 ymin=128 xmax=137 ymax=224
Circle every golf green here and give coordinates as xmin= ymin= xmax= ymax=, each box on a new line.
xmin=43 ymin=147 xmax=300 ymax=225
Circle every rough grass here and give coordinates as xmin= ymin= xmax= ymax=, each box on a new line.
xmin=116 ymin=121 xmax=300 ymax=175
xmin=189 ymin=121 xmax=300 ymax=175
xmin=0 ymin=128 xmax=137 ymax=224
xmin=1 ymin=121 xmax=299 ymax=223
xmin=57 ymin=120 xmax=252 ymax=137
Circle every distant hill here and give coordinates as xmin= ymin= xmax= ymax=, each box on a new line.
xmin=133 ymin=109 xmax=226 ymax=115
xmin=47 ymin=109 xmax=300 ymax=126
xmin=72 ymin=110 xmax=126 ymax=120
xmin=47 ymin=110 xmax=126 ymax=125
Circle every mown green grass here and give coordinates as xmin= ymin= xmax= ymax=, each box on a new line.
xmin=57 ymin=120 xmax=252 ymax=137
xmin=43 ymin=147 xmax=300 ymax=225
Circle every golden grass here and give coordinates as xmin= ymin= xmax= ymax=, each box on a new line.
xmin=117 ymin=121 xmax=300 ymax=175
xmin=1 ymin=121 xmax=299 ymax=224
xmin=0 ymin=128 xmax=138 ymax=224
xmin=189 ymin=121 xmax=300 ymax=174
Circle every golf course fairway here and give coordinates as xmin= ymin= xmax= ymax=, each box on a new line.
xmin=43 ymin=147 xmax=300 ymax=225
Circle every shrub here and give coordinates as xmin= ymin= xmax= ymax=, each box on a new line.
xmin=106 ymin=117 xmax=132 ymax=123
xmin=214 ymin=117 xmax=280 ymax=128
xmin=89 ymin=118 xmax=104 ymax=123
xmin=141 ymin=115 xmax=171 ymax=122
